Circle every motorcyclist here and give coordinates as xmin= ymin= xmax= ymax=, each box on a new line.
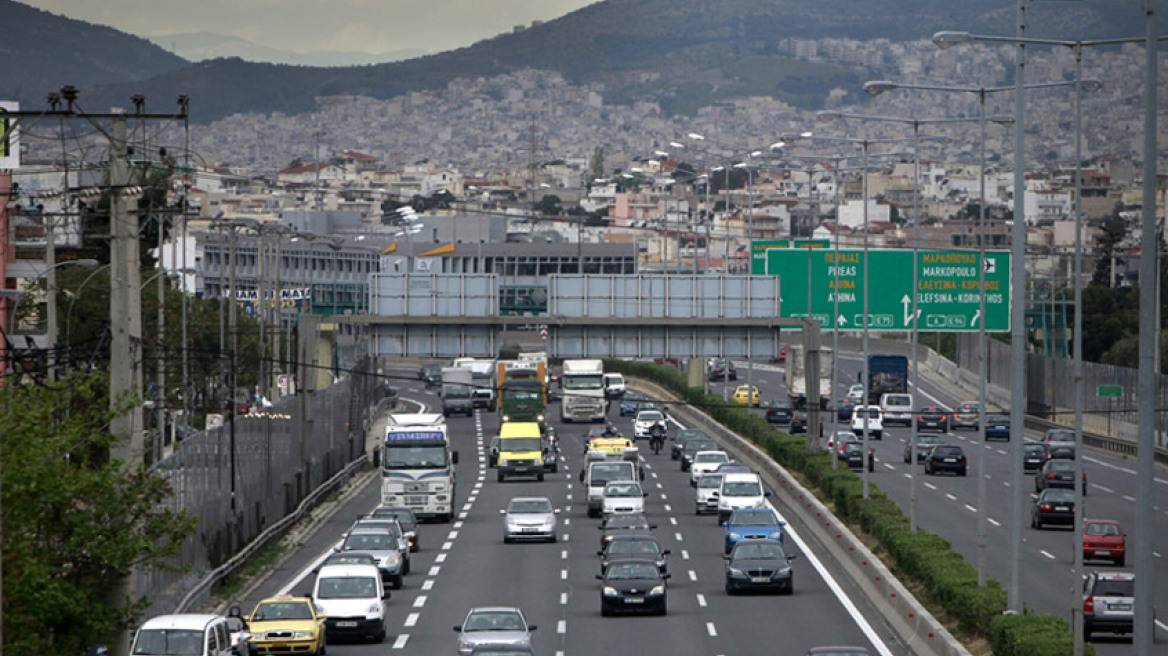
xmin=649 ymin=420 xmax=666 ymax=455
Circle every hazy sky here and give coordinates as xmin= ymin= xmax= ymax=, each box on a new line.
xmin=24 ymin=0 xmax=596 ymax=54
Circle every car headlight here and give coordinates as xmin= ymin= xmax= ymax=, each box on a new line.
xmin=649 ymin=585 xmax=665 ymax=596
xmin=779 ymin=567 xmax=791 ymax=576
xmin=498 ymin=456 xmax=508 ymax=465
xmin=535 ymin=456 xmax=543 ymax=465
xmin=536 ymin=414 xmax=545 ymax=423
xmin=728 ymin=567 xmax=745 ymax=576
xmin=603 ymin=586 xmax=620 ymax=597
xmin=768 ymin=531 xmax=783 ymax=540
xmin=291 ymin=632 xmax=314 ymax=639
xmin=502 ymin=414 xmax=511 ymax=422
xmin=383 ymin=552 xmax=401 ymax=566
xmin=459 ymin=640 xmax=471 ymax=651
xmin=366 ymin=603 xmax=383 ymax=616
xmin=729 ymin=532 xmax=742 ymax=540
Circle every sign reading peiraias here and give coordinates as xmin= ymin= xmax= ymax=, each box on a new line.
xmin=760 ymin=247 xmax=1011 ymax=332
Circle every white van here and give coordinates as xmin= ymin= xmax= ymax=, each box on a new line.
xmin=603 ymin=373 xmax=627 ymax=398
xmin=851 ymin=405 xmax=885 ymax=440
xmin=714 ymin=472 xmax=771 ymax=523
xmin=582 ymin=460 xmax=638 ymax=517
xmin=879 ymin=393 xmax=914 ymax=426
xmin=131 ymin=614 xmax=237 ymax=656
xmin=311 ymin=563 xmax=388 ymax=643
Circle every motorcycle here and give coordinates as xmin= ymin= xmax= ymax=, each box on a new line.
xmin=649 ymin=423 xmax=666 ymax=455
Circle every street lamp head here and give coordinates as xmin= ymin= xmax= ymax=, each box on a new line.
xmin=932 ymin=31 xmax=971 ymax=50
xmin=863 ymin=80 xmax=898 ymax=96
xmin=1077 ymin=79 xmax=1103 ymax=93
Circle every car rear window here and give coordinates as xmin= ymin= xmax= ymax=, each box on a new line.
xmin=1093 ymin=579 xmax=1133 ymax=597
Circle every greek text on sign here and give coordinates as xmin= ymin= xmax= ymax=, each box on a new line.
xmin=386 ymin=430 xmax=445 ymax=441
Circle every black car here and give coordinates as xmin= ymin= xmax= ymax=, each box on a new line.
xmin=418 ymin=362 xmax=442 ymax=388
xmin=369 ymin=506 xmax=420 ymax=551
xmin=598 ymin=535 xmax=670 ymax=575
xmin=985 ymin=415 xmax=1011 ymax=441
xmin=723 ymin=540 xmax=796 ymax=595
xmin=598 ymin=513 xmax=656 ymax=549
xmin=836 ymin=397 xmax=858 ymax=421
xmin=903 ymin=434 xmax=945 ymax=464
xmin=680 ymin=438 xmax=718 ymax=471
xmin=765 ymin=400 xmax=794 ymax=424
xmin=1047 ymin=444 xmax=1076 ymax=461
xmin=916 ymin=406 xmax=950 ymax=432
xmin=1035 ymin=459 xmax=1087 ymax=494
xmin=1023 ymin=443 xmax=1048 ymax=472
xmin=839 ymin=442 xmax=875 ymax=472
xmin=787 ymin=410 xmax=808 ymax=434
xmin=672 ymin=429 xmax=711 ymax=460
xmin=707 ymin=359 xmax=737 ymax=381
xmin=924 ymin=445 xmax=967 ymax=476
xmin=597 ymin=559 xmax=670 ymax=616
xmin=1031 ymin=488 xmax=1075 ymax=529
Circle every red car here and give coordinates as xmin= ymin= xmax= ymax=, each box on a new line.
xmin=1083 ymin=519 xmax=1126 ymax=566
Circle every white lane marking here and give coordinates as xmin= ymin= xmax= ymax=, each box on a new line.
xmin=560 ymin=592 xmax=568 ymax=605
xmin=404 ymin=612 xmax=419 ymax=627
xmin=652 ymin=472 xmax=659 ymax=479
xmin=566 ymin=494 xmax=573 ymax=500
xmin=681 ymin=550 xmax=690 ymax=560
xmin=392 ymin=634 xmax=409 ymax=649
xmin=1092 ymin=484 xmax=1114 ymax=493
xmin=557 ymin=620 xmax=567 ymax=634
xmin=563 ymin=533 xmax=570 ymax=542
xmin=661 ymin=493 xmax=668 ymax=500
xmin=664 ymin=504 xmax=672 ymax=512
xmin=458 ymin=512 xmax=468 ymax=520
xmin=567 ymin=483 xmax=573 ymax=490
xmin=688 ymin=570 xmax=698 ymax=582
xmin=670 ymin=517 xmax=678 ymax=525
xmin=413 ymin=596 xmax=427 ymax=608
xmin=945 ymin=493 xmax=957 ymax=501
xmin=706 ymin=622 xmax=718 ymax=637
xmin=454 ymin=521 xmax=464 ymax=529
xmin=564 ymin=518 xmax=571 ymax=526
xmin=562 ymin=549 xmax=568 ymax=560
xmin=1156 ymin=619 xmax=1168 ymax=633
xmin=883 ymin=463 xmax=895 ymax=470
xmin=1123 ymin=495 xmax=1136 ymax=502
xmin=988 ymin=518 xmax=1001 ymax=527
xmin=422 ymin=580 xmax=434 ymax=591
xmin=767 ymin=500 xmax=896 ymax=656
xmin=965 ymin=504 xmax=978 ymax=513
xmin=675 ymin=532 xmax=684 ymax=541
xmin=903 ymin=473 xmax=912 ymax=479
xmin=429 ymin=566 xmax=441 ymax=576
xmin=561 ymin=569 xmax=568 ymax=580
xmin=1040 ymin=550 xmax=1056 ymax=560
xmin=435 ymin=553 xmax=447 ymax=563
xmin=474 ymin=482 xmax=482 ymax=489
xmin=696 ymin=593 xmax=707 ymax=607
xmin=996 ymin=449 xmax=1007 ymax=455
xmin=442 ymin=541 xmax=453 ymax=551
xmin=924 ymin=483 xmax=937 ymax=491
xmin=656 ymin=482 xmax=663 ymax=489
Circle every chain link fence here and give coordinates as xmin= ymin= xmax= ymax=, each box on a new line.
xmin=135 ymin=356 xmax=381 ymax=616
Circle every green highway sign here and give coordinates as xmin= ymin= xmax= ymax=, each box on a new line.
xmin=1097 ymin=385 xmax=1122 ymax=398
xmin=751 ymin=239 xmax=830 ymax=275
xmin=761 ymin=248 xmax=1011 ymax=332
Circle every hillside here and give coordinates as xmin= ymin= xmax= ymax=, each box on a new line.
xmin=2 ymin=0 xmax=1146 ymax=123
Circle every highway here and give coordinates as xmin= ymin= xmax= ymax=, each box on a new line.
xmin=712 ymin=350 xmax=1168 ymax=652
xmin=231 ymin=373 xmax=910 ymax=656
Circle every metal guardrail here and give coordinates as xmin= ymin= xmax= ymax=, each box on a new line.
xmin=173 ymin=454 xmax=369 ymax=613
xmin=1021 ymin=413 xmax=1168 ymax=465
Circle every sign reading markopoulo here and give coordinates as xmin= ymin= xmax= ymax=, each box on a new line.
xmin=758 ymin=246 xmax=1011 ymax=332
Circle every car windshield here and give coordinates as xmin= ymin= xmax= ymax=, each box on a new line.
xmin=501 ymin=438 xmax=542 ymax=452
xmin=730 ymin=511 xmax=778 ymax=527
xmin=1050 ymin=461 xmax=1075 ymax=472
xmin=917 ymin=436 xmax=943 ymax=444
xmin=1044 ymin=489 xmax=1074 ymax=503
xmin=988 ymin=415 xmax=1009 ymax=424
xmin=676 ymin=430 xmax=706 ymax=440
xmin=697 ymin=475 xmax=723 ymax=489
xmin=686 ymin=440 xmax=716 ymax=453
xmin=885 ymin=396 xmax=911 ymax=407
xmin=563 ymin=374 xmax=604 ymax=390
xmin=922 ymin=407 xmax=947 ymax=414
xmin=464 ymin=612 xmax=525 ymax=632
xmin=844 ymin=443 xmax=865 ymax=454
xmin=383 ymin=444 xmax=449 ymax=469
xmin=609 ymin=539 xmax=660 ymax=555
xmin=958 ymin=403 xmax=979 ymax=412
xmin=317 ymin=576 xmax=378 ymax=599
xmin=732 ymin=543 xmax=787 ymax=560
xmin=590 ymin=464 xmax=633 ymax=484
xmin=252 ymin=601 xmax=314 ymax=621
xmin=355 ymin=521 xmax=402 ymax=538
xmin=342 ymin=533 xmax=394 ymax=551
xmin=1047 ymin=430 xmax=1075 ymax=442
xmin=325 ymin=553 xmax=375 ymax=566
xmin=1092 ymin=579 xmax=1133 ymax=597
xmin=933 ymin=447 xmax=961 ymax=456
xmin=1086 ymin=522 xmax=1121 ymax=537
xmin=606 ymin=483 xmax=642 ymax=497
xmin=723 ymin=482 xmax=762 ymax=497
xmin=637 ymin=411 xmax=664 ymax=423
xmin=604 ymin=515 xmax=649 ymax=530
xmin=1024 ymin=444 xmax=1046 ymax=455
xmin=856 ymin=408 xmax=880 ymax=418
xmin=508 ymin=499 xmax=553 ymax=514
xmin=607 ymin=562 xmax=660 ymax=580
xmin=132 ymin=630 xmax=205 ymax=656
xmin=695 ymin=452 xmax=728 ymax=464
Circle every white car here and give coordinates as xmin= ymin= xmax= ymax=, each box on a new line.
xmin=851 ymin=405 xmax=884 ymax=440
xmin=715 ymin=472 xmax=771 ymax=523
xmin=633 ymin=409 xmax=668 ymax=440
xmin=689 ymin=450 xmax=730 ymax=486
xmin=601 ymin=480 xmax=646 ymax=515
xmin=846 ymin=384 xmax=866 ymax=402
xmin=694 ymin=473 xmax=723 ymax=515
xmin=879 ymin=393 xmax=914 ymax=426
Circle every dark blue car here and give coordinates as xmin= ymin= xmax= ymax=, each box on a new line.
xmin=722 ymin=507 xmax=785 ymax=554
xmin=619 ymin=392 xmax=648 ymax=416
xmin=985 ymin=414 xmax=1011 ymax=441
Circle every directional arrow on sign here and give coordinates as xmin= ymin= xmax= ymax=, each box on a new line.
xmin=837 ymin=314 xmax=848 ymax=327
xmin=972 ymin=310 xmax=981 ymax=326
xmin=901 ymin=295 xmax=921 ymax=326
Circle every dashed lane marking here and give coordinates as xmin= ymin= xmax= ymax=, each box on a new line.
xmin=392 ymin=635 xmax=409 ymax=649
xmin=404 ymin=613 xmax=419 ymax=627
xmin=688 ymin=570 xmax=698 ymax=582
xmin=1039 ymin=550 xmax=1056 ymax=560
xmin=561 ymin=592 xmax=568 ymax=605
xmin=681 ymin=550 xmax=690 ymax=560
xmin=706 ymin=622 xmax=718 ymax=637
xmin=422 ymin=580 xmax=434 ymax=591
xmin=988 ymin=518 xmax=1001 ymax=527
xmin=696 ymin=594 xmax=707 ymax=607
xmin=428 ymin=566 xmax=441 ymax=576
xmin=557 ymin=620 xmax=567 ymax=634
xmin=561 ymin=569 xmax=568 ymax=580
xmin=435 ymin=553 xmax=447 ymax=563
xmin=442 ymin=541 xmax=453 ymax=551
xmin=924 ymin=483 xmax=937 ymax=491
xmin=413 ymin=596 xmax=427 ymax=608
xmin=675 ymin=532 xmax=684 ymax=541
xmin=670 ymin=517 xmax=678 ymax=525
xmin=965 ymin=504 xmax=977 ymax=513
xmin=945 ymin=493 xmax=957 ymax=501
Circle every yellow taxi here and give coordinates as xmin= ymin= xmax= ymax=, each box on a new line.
xmin=245 ymin=595 xmax=326 ymax=655
xmin=732 ymin=385 xmax=760 ymax=406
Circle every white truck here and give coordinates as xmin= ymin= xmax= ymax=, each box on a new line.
xmin=785 ymin=344 xmax=834 ymax=410
xmin=381 ymin=413 xmax=458 ymax=522
xmin=560 ymin=358 xmax=607 ymax=423
xmin=453 ymin=358 xmax=497 ymax=411
xmin=440 ymin=367 xmax=474 ymax=417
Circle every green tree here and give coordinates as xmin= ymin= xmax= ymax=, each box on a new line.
xmin=538 ymin=194 xmax=562 ymax=216
xmin=590 ymin=146 xmax=606 ymax=182
xmin=1 ymin=375 xmax=195 ymax=656
xmin=1090 ymin=203 xmax=1127 ymax=287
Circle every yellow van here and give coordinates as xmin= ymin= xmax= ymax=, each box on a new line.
xmin=497 ymin=422 xmax=545 ymax=482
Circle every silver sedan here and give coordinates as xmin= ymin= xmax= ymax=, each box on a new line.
xmin=500 ymin=497 xmax=559 ymax=543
